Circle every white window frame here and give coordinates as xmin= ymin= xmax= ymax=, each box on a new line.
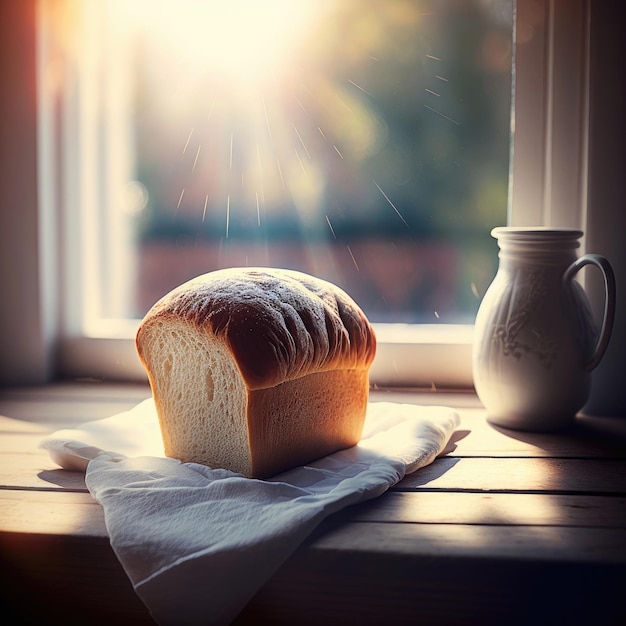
xmin=3 ymin=0 xmax=617 ymax=392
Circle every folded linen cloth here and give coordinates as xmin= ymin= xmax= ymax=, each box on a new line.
xmin=41 ymin=399 xmax=459 ymax=625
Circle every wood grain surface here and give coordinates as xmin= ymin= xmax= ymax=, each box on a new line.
xmin=1 ymin=383 xmax=625 ymax=625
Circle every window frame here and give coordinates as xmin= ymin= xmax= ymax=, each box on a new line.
xmin=0 ymin=0 xmax=599 ymax=388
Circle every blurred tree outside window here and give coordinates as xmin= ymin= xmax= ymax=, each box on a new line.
xmin=113 ymin=0 xmax=513 ymax=322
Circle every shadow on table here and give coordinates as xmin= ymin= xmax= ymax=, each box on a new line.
xmin=38 ymin=468 xmax=87 ymax=490
xmin=487 ymin=414 xmax=626 ymax=456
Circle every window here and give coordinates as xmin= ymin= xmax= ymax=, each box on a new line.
xmin=98 ymin=0 xmax=512 ymax=326
xmin=1 ymin=0 xmax=605 ymax=389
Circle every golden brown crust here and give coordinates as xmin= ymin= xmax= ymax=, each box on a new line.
xmin=137 ymin=268 xmax=376 ymax=390
xmin=247 ymin=368 xmax=369 ymax=477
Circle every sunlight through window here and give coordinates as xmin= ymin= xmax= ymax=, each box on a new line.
xmin=119 ymin=0 xmax=322 ymax=87
xmin=48 ymin=0 xmax=513 ymax=327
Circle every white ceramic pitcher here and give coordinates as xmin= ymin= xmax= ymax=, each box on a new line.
xmin=473 ymin=227 xmax=616 ymax=431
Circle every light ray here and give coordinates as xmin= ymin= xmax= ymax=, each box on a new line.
xmin=182 ymin=129 xmax=194 ymax=154
xmin=176 ymin=188 xmax=185 ymax=215
xmin=293 ymin=124 xmax=311 ymax=158
xmin=300 ymin=81 xmax=313 ymax=97
xmin=192 ymin=145 xmax=201 ymax=172
xmin=424 ymin=104 xmax=460 ymax=125
xmin=202 ymin=195 xmax=208 ymax=222
xmin=225 ymin=195 xmax=230 ymax=238
xmin=333 ymin=145 xmax=344 ymax=159
xmin=336 ymin=96 xmax=351 ymax=111
xmin=425 ymin=88 xmax=440 ymax=97
xmin=347 ymin=79 xmax=373 ymax=97
xmin=207 ymin=98 xmax=216 ymax=121
xmin=295 ymin=149 xmax=307 ymax=174
xmin=347 ymin=245 xmax=359 ymax=270
xmin=276 ymin=157 xmax=285 ymax=190
xmin=262 ymin=97 xmax=272 ymax=137
xmin=373 ymin=180 xmax=409 ymax=227
xmin=295 ymin=96 xmax=308 ymax=114
xmin=256 ymin=143 xmax=263 ymax=176
xmin=325 ymin=215 xmax=336 ymax=238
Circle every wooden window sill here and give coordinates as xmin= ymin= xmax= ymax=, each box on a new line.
xmin=1 ymin=382 xmax=625 ymax=624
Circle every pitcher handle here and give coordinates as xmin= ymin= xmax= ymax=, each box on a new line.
xmin=563 ymin=253 xmax=616 ymax=371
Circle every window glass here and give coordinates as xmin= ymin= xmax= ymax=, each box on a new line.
xmin=98 ymin=0 xmax=513 ymax=324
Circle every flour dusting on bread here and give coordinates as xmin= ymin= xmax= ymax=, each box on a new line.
xmin=136 ymin=268 xmax=376 ymax=478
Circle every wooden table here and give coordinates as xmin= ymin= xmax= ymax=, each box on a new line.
xmin=1 ymin=382 xmax=625 ymax=625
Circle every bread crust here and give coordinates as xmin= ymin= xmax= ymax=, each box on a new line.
xmin=136 ymin=268 xmax=376 ymax=477
xmin=137 ymin=268 xmax=376 ymax=390
xmin=247 ymin=368 xmax=370 ymax=477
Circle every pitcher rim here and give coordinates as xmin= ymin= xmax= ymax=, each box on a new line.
xmin=491 ymin=226 xmax=583 ymax=240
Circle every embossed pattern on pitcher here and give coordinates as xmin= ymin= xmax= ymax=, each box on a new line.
xmin=491 ymin=269 xmax=557 ymax=368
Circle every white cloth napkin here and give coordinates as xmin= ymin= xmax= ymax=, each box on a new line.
xmin=40 ymin=399 xmax=459 ymax=626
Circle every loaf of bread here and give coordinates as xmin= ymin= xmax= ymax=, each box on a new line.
xmin=136 ymin=268 xmax=377 ymax=478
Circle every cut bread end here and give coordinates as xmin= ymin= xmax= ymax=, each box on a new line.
xmin=138 ymin=317 xmax=252 ymax=476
